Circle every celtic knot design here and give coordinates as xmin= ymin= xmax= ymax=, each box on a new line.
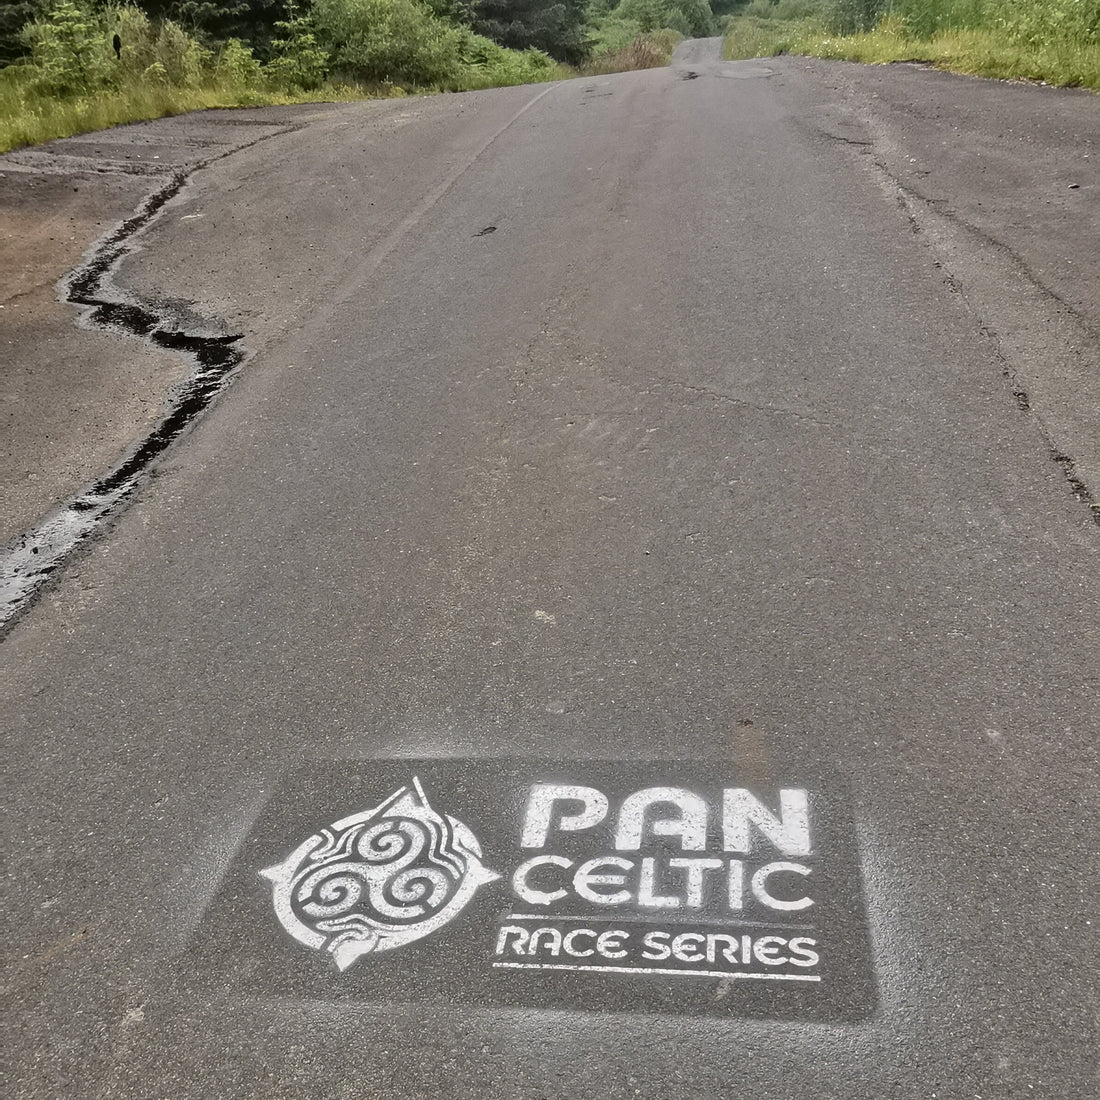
xmin=262 ymin=778 xmax=498 ymax=970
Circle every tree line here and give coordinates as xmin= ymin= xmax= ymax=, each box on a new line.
xmin=0 ymin=0 xmax=605 ymax=66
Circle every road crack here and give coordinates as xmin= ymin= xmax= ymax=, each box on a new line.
xmin=1 ymin=122 xmax=305 ymax=633
xmin=652 ymin=379 xmax=834 ymax=428
xmin=826 ymin=116 xmax=1100 ymax=528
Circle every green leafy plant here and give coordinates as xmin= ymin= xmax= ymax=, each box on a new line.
xmin=214 ymin=36 xmax=263 ymax=86
xmin=267 ymin=7 xmax=330 ymax=89
xmin=21 ymin=0 xmax=113 ymax=94
xmin=310 ymin=0 xmax=465 ymax=86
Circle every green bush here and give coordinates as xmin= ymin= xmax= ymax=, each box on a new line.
xmin=310 ymin=0 xmax=466 ymax=86
xmin=725 ymin=0 xmax=1100 ymax=86
xmin=452 ymin=28 xmax=559 ymax=87
xmin=17 ymin=1 xmax=218 ymax=94
xmin=214 ymin=37 xmax=264 ymax=87
xmin=823 ymin=0 xmax=883 ymax=34
xmin=588 ymin=14 xmax=647 ymax=53
xmin=990 ymin=0 xmax=1100 ymax=49
xmin=472 ymin=0 xmax=589 ymax=64
xmin=20 ymin=0 xmax=114 ymax=94
xmin=149 ymin=19 xmax=209 ymax=84
xmin=581 ymin=27 xmax=681 ymax=72
xmin=2 ymin=2 xmax=44 ymax=65
xmin=266 ymin=10 xmax=330 ymax=89
xmin=617 ymin=0 xmax=717 ymax=37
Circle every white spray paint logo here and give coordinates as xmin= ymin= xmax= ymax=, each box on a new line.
xmin=261 ymin=778 xmax=499 ymax=970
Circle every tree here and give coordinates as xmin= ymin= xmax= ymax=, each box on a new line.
xmin=137 ymin=1 xmax=291 ymax=57
xmin=472 ymin=0 xmax=588 ymax=64
xmin=1 ymin=2 xmax=46 ymax=65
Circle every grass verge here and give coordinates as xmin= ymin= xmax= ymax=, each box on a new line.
xmin=723 ymin=13 xmax=1100 ymax=90
xmin=0 ymin=72 xmax=382 ymax=152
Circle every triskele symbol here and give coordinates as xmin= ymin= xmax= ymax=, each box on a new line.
xmin=262 ymin=778 xmax=499 ymax=970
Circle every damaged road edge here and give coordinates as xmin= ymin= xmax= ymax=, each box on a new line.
xmin=825 ymin=119 xmax=1100 ymax=530
xmin=1 ymin=169 xmax=250 ymax=634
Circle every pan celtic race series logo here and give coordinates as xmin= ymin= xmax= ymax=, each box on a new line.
xmin=205 ymin=762 xmax=876 ymax=1017
xmin=261 ymin=777 xmax=499 ymax=970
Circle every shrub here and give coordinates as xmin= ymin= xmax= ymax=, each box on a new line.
xmin=452 ymin=28 xmax=559 ymax=87
xmin=21 ymin=0 xmax=114 ymax=95
xmin=588 ymin=14 xmax=647 ymax=53
xmin=581 ymin=28 xmax=681 ymax=73
xmin=824 ymin=0 xmax=884 ymax=34
xmin=472 ymin=0 xmax=589 ymax=65
xmin=150 ymin=19 xmax=208 ymax=85
xmin=214 ymin=37 xmax=264 ymax=87
xmin=990 ymin=0 xmax=1100 ymax=49
xmin=310 ymin=0 xmax=466 ymax=86
xmin=618 ymin=0 xmax=717 ymax=37
xmin=266 ymin=10 xmax=330 ymax=89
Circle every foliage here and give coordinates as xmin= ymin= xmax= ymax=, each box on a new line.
xmin=588 ymin=13 xmax=649 ymax=54
xmin=213 ymin=35 xmax=264 ymax=85
xmin=19 ymin=0 xmax=116 ymax=93
xmin=989 ymin=0 xmax=1100 ymax=49
xmin=1 ymin=2 xmax=45 ymax=65
xmin=722 ymin=0 xmax=1100 ymax=87
xmin=581 ymin=27 xmax=680 ymax=72
xmin=823 ymin=0 xmax=883 ymax=35
xmin=137 ymin=1 xmax=290 ymax=57
xmin=266 ymin=7 xmax=329 ymax=88
xmin=302 ymin=0 xmax=563 ymax=89
xmin=13 ymin=2 xmax=212 ymax=94
xmin=0 ymin=0 xmax=688 ymax=154
xmin=617 ymin=0 xmax=716 ymax=37
xmin=308 ymin=0 xmax=466 ymax=86
xmin=472 ymin=0 xmax=590 ymax=64
xmin=451 ymin=31 xmax=563 ymax=88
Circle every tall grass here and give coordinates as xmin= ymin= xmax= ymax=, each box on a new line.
xmin=722 ymin=0 xmax=1100 ymax=88
xmin=581 ymin=30 xmax=682 ymax=74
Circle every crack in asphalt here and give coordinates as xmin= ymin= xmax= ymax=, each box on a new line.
xmin=885 ymin=174 xmax=1100 ymax=526
xmin=814 ymin=129 xmax=874 ymax=149
xmin=652 ymin=379 xmax=834 ymax=428
xmin=828 ymin=122 xmax=1100 ymax=528
xmin=1 ymin=123 xmax=303 ymax=634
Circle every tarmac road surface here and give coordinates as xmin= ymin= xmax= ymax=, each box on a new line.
xmin=3 ymin=39 xmax=1098 ymax=1099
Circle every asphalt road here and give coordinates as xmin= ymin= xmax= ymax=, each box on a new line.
xmin=4 ymin=39 xmax=1099 ymax=1098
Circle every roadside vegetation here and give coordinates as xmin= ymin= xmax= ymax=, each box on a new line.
xmin=0 ymin=0 xmax=716 ymax=152
xmin=721 ymin=0 xmax=1100 ymax=88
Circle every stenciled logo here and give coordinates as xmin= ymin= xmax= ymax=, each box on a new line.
xmin=261 ymin=777 xmax=498 ymax=970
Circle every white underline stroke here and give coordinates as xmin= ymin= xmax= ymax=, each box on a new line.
xmin=492 ymin=962 xmax=821 ymax=981
xmin=504 ymin=913 xmax=817 ymax=931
